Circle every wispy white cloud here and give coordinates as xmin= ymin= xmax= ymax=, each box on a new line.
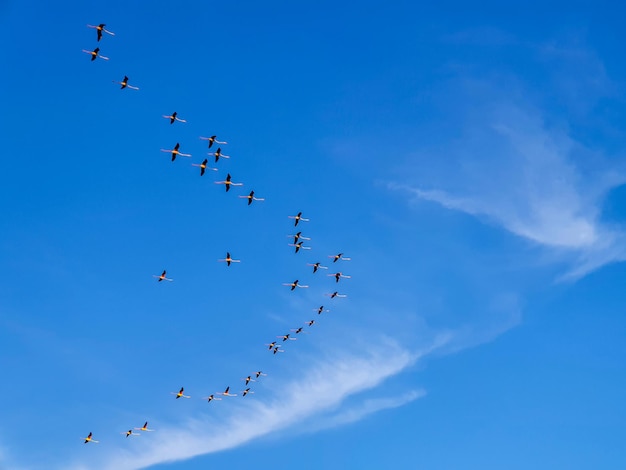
xmin=67 ymin=339 xmax=441 ymax=470
xmin=389 ymin=100 xmax=626 ymax=281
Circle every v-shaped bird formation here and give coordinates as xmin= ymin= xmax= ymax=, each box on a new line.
xmin=79 ymin=21 xmax=353 ymax=447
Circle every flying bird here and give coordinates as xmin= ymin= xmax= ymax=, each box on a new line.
xmin=329 ymin=272 xmax=351 ymax=283
xmin=314 ymin=305 xmax=329 ymax=315
xmin=218 ymin=386 xmax=237 ymax=397
xmin=306 ymin=320 xmax=316 ymax=326
xmin=191 ymin=158 xmax=217 ymax=176
xmin=288 ymin=211 xmax=309 ymax=226
xmin=153 ymin=270 xmax=173 ymax=282
xmin=329 ymin=253 xmax=351 ymax=263
xmin=113 ymin=75 xmax=139 ymax=90
xmin=272 ymin=345 xmax=284 ymax=355
xmin=162 ymin=111 xmax=187 ymax=124
xmin=87 ymin=23 xmax=115 ymax=41
xmin=277 ymin=333 xmax=297 ymax=342
xmin=171 ymin=387 xmax=190 ymax=399
xmin=288 ymin=232 xmax=311 ymax=244
xmin=199 ymin=135 xmax=227 ymax=149
xmin=266 ymin=341 xmax=278 ymax=350
xmin=201 ymin=394 xmax=222 ymax=403
xmin=134 ymin=422 xmax=154 ymax=432
xmin=82 ymin=432 xmax=99 ymax=444
xmin=242 ymin=375 xmax=256 ymax=386
xmin=161 ymin=142 xmax=191 ymax=162
xmin=254 ymin=371 xmax=267 ymax=378
xmin=326 ymin=291 xmax=347 ymax=299
xmin=290 ymin=327 xmax=305 ymax=334
xmin=214 ymin=173 xmax=243 ymax=192
xmin=208 ymin=147 xmax=230 ymax=163
xmin=307 ymin=262 xmax=327 ymax=273
xmin=218 ymin=252 xmax=240 ymax=266
xmin=241 ymin=388 xmax=254 ymax=397
xmin=82 ymin=47 xmax=109 ymax=61
xmin=288 ymin=241 xmax=311 ymax=253
xmin=239 ymin=190 xmax=265 ymax=205
xmin=121 ymin=429 xmax=140 ymax=438
xmin=283 ymin=279 xmax=309 ymax=291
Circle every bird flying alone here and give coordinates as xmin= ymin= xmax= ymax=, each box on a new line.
xmin=307 ymin=262 xmax=327 ymax=273
xmin=326 ymin=291 xmax=347 ymax=299
xmin=113 ymin=75 xmax=139 ymax=90
xmin=289 ymin=241 xmax=311 ymax=253
xmin=218 ymin=252 xmax=240 ymax=266
xmin=191 ymin=158 xmax=217 ymax=176
xmin=82 ymin=432 xmax=99 ymax=444
xmin=171 ymin=387 xmax=191 ymax=399
xmin=239 ymin=190 xmax=265 ymax=205
xmin=328 ymin=272 xmax=351 ymax=283
xmin=199 ymin=135 xmax=227 ymax=149
xmin=283 ymin=279 xmax=309 ymax=290
xmin=315 ymin=305 xmax=329 ymax=315
xmin=153 ymin=270 xmax=173 ymax=282
xmin=161 ymin=142 xmax=191 ymax=162
xmin=134 ymin=422 xmax=154 ymax=432
xmin=162 ymin=111 xmax=187 ymax=124
xmin=87 ymin=23 xmax=115 ymax=41
xmin=218 ymin=386 xmax=237 ymax=397
xmin=288 ymin=211 xmax=309 ymax=226
xmin=208 ymin=147 xmax=230 ymax=163
xmin=214 ymin=173 xmax=243 ymax=192
xmin=82 ymin=47 xmax=109 ymax=61
xmin=329 ymin=253 xmax=351 ymax=263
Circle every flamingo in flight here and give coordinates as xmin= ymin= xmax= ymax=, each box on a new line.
xmin=314 ymin=305 xmax=329 ymax=315
xmin=307 ymin=262 xmax=328 ymax=273
xmin=171 ymin=387 xmax=191 ymax=399
xmin=153 ymin=270 xmax=173 ymax=282
xmin=202 ymin=394 xmax=222 ymax=403
xmin=283 ymin=279 xmax=309 ymax=291
xmin=241 ymin=388 xmax=254 ymax=397
xmin=208 ymin=147 xmax=230 ymax=163
xmin=200 ymin=135 xmax=227 ymax=149
xmin=290 ymin=327 xmax=306 ymax=335
xmin=134 ymin=422 xmax=155 ymax=432
xmin=239 ymin=190 xmax=265 ymax=205
xmin=87 ymin=23 xmax=115 ymax=41
xmin=288 ymin=211 xmax=309 ymax=226
xmin=329 ymin=253 xmax=351 ymax=263
xmin=242 ymin=375 xmax=256 ymax=386
xmin=214 ymin=173 xmax=243 ymax=192
xmin=254 ymin=371 xmax=267 ymax=378
xmin=218 ymin=386 xmax=237 ymax=397
xmin=113 ymin=75 xmax=139 ymax=90
xmin=277 ymin=333 xmax=297 ymax=342
xmin=82 ymin=432 xmax=99 ymax=444
xmin=218 ymin=252 xmax=241 ymax=266
xmin=272 ymin=345 xmax=284 ymax=355
xmin=191 ymin=158 xmax=217 ymax=176
xmin=82 ymin=47 xmax=109 ymax=61
xmin=306 ymin=320 xmax=316 ymax=326
xmin=328 ymin=272 xmax=351 ymax=283
xmin=288 ymin=241 xmax=311 ymax=253
xmin=121 ymin=429 xmax=140 ymax=438
xmin=162 ymin=111 xmax=187 ymax=124
xmin=288 ymin=232 xmax=311 ymax=244
xmin=161 ymin=143 xmax=191 ymax=162
xmin=326 ymin=291 xmax=347 ymax=299
xmin=265 ymin=341 xmax=278 ymax=350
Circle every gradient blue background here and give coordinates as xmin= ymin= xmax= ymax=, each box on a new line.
xmin=1 ymin=1 xmax=625 ymax=469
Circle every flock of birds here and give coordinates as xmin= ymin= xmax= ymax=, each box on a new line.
xmin=80 ymin=23 xmax=353 ymax=447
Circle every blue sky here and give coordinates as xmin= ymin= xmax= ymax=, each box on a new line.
xmin=1 ymin=1 xmax=626 ymax=469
